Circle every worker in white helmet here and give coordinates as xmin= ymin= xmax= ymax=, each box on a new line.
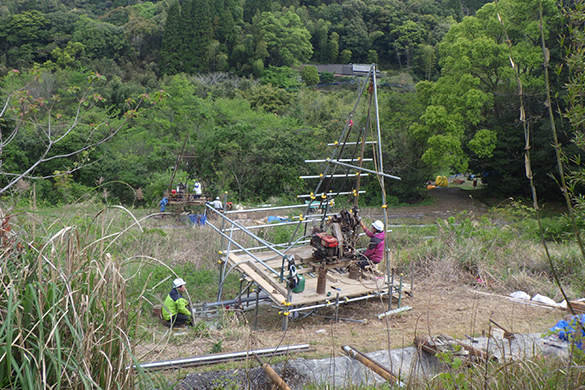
xmin=162 ymin=277 xmax=192 ymax=327
xmin=192 ymin=178 xmax=202 ymax=199
xmin=209 ymin=196 xmax=223 ymax=211
xmin=357 ymin=220 xmax=385 ymax=269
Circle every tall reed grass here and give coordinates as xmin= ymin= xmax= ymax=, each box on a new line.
xmin=0 ymin=216 xmax=138 ymax=388
xmin=0 ymin=198 xmax=247 ymax=388
xmin=0 ymin=202 xmax=184 ymax=389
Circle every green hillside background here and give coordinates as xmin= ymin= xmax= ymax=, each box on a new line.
xmin=0 ymin=0 xmax=580 ymax=207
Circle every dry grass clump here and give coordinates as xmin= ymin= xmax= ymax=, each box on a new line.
xmin=130 ymin=221 xmax=219 ymax=268
xmin=412 ymin=254 xmax=470 ymax=286
xmin=396 ymin=213 xmax=582 ymax=301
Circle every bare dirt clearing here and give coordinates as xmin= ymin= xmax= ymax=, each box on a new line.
xmin=137 ymin=187 xmax=563 ymax=381
xmin=384 ymin=186 xmax=490 ymax=223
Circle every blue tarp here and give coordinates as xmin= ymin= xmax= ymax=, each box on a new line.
xmin=549 ymin=314 xmax=585 ymax=349
xmin=267 ymin=216 xmax=289 ymax=223
xmin=189 ymin=214 xmax=207 ymax=226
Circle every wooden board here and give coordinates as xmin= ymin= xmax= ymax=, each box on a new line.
xmin=225 ymin=245 xmax=411 ymax=308
xmin=568 ymin=300 xmax=585 ymax=314
xmin=227 ymin=253 xmax=286 ymax=304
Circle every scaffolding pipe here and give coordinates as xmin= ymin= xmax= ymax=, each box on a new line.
xmin=217 ymin=215 xmax=236 ymax=302
xmin=226 ymin=203 xmax=309 ymax=214
xmin=205 ymin=219 xmax=281 ymax=277
xmin=283 ymin=288 xmax=293 ymax=331
xmin=128 ymin=344 xmax=311 ymax=371
xmin=296 ymin=190 xmax=365 ymax=198
xmin=254 ymin=354 xmax=292 ymax=390
xmin=327 ymin=141 xmax=377 ymax=146
xmin=288 ymin=72 xmax=373 ymax=243
xmin=341 ymin=345 xmax=402 ymax=385
xmin=286 ymin=290 xmax=388 ymax=313
xmin=300 ymin=173 xmax=369 ymax=179
xmin=325 ymin=159 xmax=401 ymax=181
xmin=254 ymin=287 xmax=260 ymax=330
xmin=370 ymin=64 xmax=393 ymax=311
xmin=305 ymin=158 xmax=373 ymax=163
xmin=198 ymin=293 xmax=270 ymax=309
xmin=290 ymin=213 xmax=327 ymax=219
xmin=225 ymin=229 xmax=326 ymax=254
xmin=207 ymin=207 xmax=288 ymax=259
xmin=223 ymin=219 xmax=312 ymax=232
xmin=228 ymin=239 xmax=311 ymax=254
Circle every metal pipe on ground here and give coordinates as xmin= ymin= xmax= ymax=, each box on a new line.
xmin=287 ymin=290 xmax=388 ymax=313
xmin=198 ymin=293 xmax=270 ymax=310
xmin=341 ymin=345 xmax=403 ymax=386
xmin=414 ymin=335 xmax=493 ymax=363
xmin=253 ymin=354 xmax=292 ymax=390
xmin=128 ymin=344 xmax=311 ymax=371
xmin=377 ymin=305 xmax=412 ymax=319
xmin=312 ymin=314 xmax=367 ymax=324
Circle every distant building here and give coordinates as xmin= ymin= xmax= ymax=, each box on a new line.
xmin=301 ymin=64 xmax=381 ymax=77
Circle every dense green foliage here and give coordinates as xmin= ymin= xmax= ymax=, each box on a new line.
xmin=0 ymin=0 xmax=581 ymax=209
xmin=0 ymin=0 xmax=475 ymax=76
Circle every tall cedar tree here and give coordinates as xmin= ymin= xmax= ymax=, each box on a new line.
xmin=243 ymin=0 xmax=271 ymax=23
xmin=160 ymin=0 xmax=182 ymax=74
xmin=189 ymin=0 xmax=213 ymax=72
xmin=180 ymin=0 xmax=195 ymax=72
xmin=212 ymin=0 xmax=236 ymax=49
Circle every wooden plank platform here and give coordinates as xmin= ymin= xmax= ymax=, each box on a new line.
xmin=226 ymin=245 xmax=411 ymax=308
xmin=166 ymin=195 xmax=208 ymax=206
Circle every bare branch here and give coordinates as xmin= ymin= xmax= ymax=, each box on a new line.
xmin=0 ymin=70 xmax=164 ymax=196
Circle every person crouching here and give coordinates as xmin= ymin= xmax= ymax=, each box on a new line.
xmin=162 ymin=278 xmax=192 ymax=327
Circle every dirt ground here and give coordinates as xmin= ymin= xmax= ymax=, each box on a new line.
xmin=136 ymin=186 xmax=564 ymax=376
xmin=384 ymin=185 xmax=490 ymax=223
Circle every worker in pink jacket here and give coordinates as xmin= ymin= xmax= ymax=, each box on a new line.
xmin=358 ymin=220 xmax=385 ymax=268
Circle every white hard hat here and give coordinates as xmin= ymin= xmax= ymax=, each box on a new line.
xmin=216 ymin=197 xmax=220 ymax=200
xmin=173 ymin=278 xmax=186 ymax=288
xmin=372 ymin=220 xmax=384 ymax=232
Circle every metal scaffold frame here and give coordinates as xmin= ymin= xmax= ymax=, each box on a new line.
xmin=205 ymin=65 xmax=409 ymax=330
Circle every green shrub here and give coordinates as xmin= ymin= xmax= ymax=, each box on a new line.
xmin=320 ymin=71 xmax=335 ymax=84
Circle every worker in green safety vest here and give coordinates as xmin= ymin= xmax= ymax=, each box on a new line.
xmin=162 ymin=277 xmax=192 ymax=327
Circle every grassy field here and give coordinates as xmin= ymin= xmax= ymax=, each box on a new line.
xmin=1 ymin=195 xmax=584 ymax=388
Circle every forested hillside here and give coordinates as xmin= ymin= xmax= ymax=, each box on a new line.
xmin=0 ymin=0 xmax=581 ymax=207
xmin=0 ymin=0 xmax=487 ymax=75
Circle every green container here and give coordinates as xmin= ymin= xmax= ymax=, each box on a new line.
xmin=292 ymin=274 xmax=305 ymax=293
